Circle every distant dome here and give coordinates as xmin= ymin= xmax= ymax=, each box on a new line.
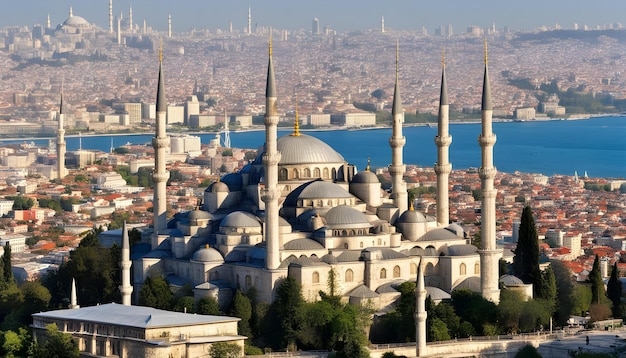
xmin=209 ymin=181 xmax=229 ymax=193
xmin=500 ymin=274 xmax=525 ymax=286
xmin=191 ymin=245 xmax=223 ymax=263
xmin=325 ymin=205 xmax=371 ymax=229
xmin=268 ymin=134 xmax=345 ymax=165
xmin=445 ymin=223 xmax=465 ymax=238
xmin=397 ymin=210 xmax=428 ymax=224
xmin=285 ymin=180 xmax=354 ymax=207
xmin=220 ymin=211 xmax=261 ymax=229
xmin=351 ymin=170 xmax=379 ymax=184
xmin=189 ymin=208 xmax=211 ymax=222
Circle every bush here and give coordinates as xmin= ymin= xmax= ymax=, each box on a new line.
xmin=244 ymin=345 xmax=264 ymax=355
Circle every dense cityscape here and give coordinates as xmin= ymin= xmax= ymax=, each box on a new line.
xmin=0 ymin=2 xmax=626 ymax=358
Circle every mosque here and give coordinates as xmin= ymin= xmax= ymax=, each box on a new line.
xmin=109 ymin=39 xmax=507 ymax=314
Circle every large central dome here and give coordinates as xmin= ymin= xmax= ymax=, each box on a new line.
xmin=276 ymin=134 xmax=345 ymax=165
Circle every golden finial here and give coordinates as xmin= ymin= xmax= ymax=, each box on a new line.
xmin=292 ymin=92 xmax=301 ymax=136
xmin=365 ymin=157 xmax=371 ymax=171
xmin=159 ymin=41 xmax=163 ymax=63
xmin=409 ymin=201 xmax=414 ymax=211
xmin=269 ymin=31 xmax=273 ymax=57
xmin=483 ymin=37 xmax=488 ymax=65
xmin=216 ymin=176 xmax=220 ymax=182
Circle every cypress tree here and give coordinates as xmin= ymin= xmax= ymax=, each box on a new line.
xmin=2 ymin=242 xmax=14 ymax=285
xmin=606 ymin=263 xmax=622 ymax=318
xmin=589 ymin=255 xmax=604 ymax=305
xmin=512 ymin=206 xmax=541 ymax=295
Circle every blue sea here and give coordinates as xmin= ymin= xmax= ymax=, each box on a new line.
xmin=7 ymin=116 xmax=626 ymax=179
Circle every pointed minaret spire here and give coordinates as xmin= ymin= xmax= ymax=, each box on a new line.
xmin=47 ymin=14 xmax=51 ymax=29
xmin=151 ymin=44 xmax=171 ymax=250
xmin=120 ymin=221 xmax=133 ymax=305
xmin=366 ymin=157 xmax=371 ymax=172
xmin=291 ymin=93 xmax=301 ymax=136
xmin=261 ymin=34 xmax=282 ymax=270
xmin=248 ymin=6 xmax=252 ymax=35
xmin=69 ymin=278 xmax=79 ymax=309
xmin=478 ymin=38 xmax=500 ymax=303
xmin=434 ymin=48 xmax=451 ymax=227
xmin=389 ymin=40 xmax=408 ymax=217
xmin=69 ymin=6 xmax=73 ymax=18
xmin=415 ymin=258 xmax=427 ymax=356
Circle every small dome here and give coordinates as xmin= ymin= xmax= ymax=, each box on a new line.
xmin=220 ymin=211 xmax=261 ymax=229
xmin=189 ymin=208 xmax=211 ymax=222
xmin=500 ymin=274 xmax=525 ymax=286
xmin=325 ymin=205 xmax=371 ymax=229
xmin=321 ymin=253 xmax=338 ymax=264
xmin=397 ymin=210 xmax=428 ymax=224
xmin=210 ymin=181 xmax=229 ymax=193
xmin=445 ymin=223 xmax=465 ymax=238
xmin=284 ymin=238 xmax=324 ymax=250
xmin=191 ymin=245 xmax=224 ymax=263
xmin=351 ymin=170 xmax=379 ymax=184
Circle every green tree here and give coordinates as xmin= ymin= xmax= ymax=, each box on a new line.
xmin=450 ymin=289 xmax=497 ymax=335
xmin=74 ymin=174 xmax=88 ymax=183
xmin=139 ymin=276 xmax=174 ymax=310
xmin=370 ymin=89 xmax=385 ymax=100
xmin=536 ymin=265 xmax=557 ymax=310
xmin=552 ymin=260 xmax=576 ymax=326
xmin=2 ymin=281 xmax=52 ymax=330
xmin=607 ymin=263 xmax=623 ymax=318
xmin=514 ymin=344 xmax=541 ymax=358
xmin=11 ymin=196 xmax=34 ymax=210
xmin=589 ymin=255 xmax=604 ymax=304
xmin=2 ymin=242 xmax=15 ymax=285
xmin=209 ymin=342 xmax=241 ymax=358
xmin=429 ymin=318 xmax=451 ymax=341
xmin=230 ymin=290 xmax=252 ymax=338
xmin=498 ymin=289 xmax=525 ymax=333
xmin=572 ymin=284 xmax=592 ymax=318
xmin=1 ymin=328 xmax=32 ymax=358
xmin=265 ymin=277 xmax=305 ymax=350
xmin=173 ymin=296 xmax=196 ymax=314
xmin=513 ymin=206 xmax=542 ymax=297
xmin=196 ymin=296 xmax=222 ymax=315
xmin=31 ymin=323 xmax=79 ymax=358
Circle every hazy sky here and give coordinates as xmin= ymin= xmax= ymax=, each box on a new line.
xmin=2 ymin=0 xmax=626 ymax=33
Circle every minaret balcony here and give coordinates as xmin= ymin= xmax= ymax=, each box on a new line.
xmin=388 ymin=164 xmax=406 ymax=176
xmin=260 ymin=188 xmax=281 ymax=203
xmin=388 ymin=136 xmax=406 ymax=148
xmin=434 ymin=135 xmax=452 ymax=147
xmin=478 ymin=167 xmax=497 ymax=180
xmin=152 ymin=171 xmax=170 ymax=182
xmin=262 ymin=152 xmax=281 ymax=166
xmin=478 ymin=134 xmax=497 ymax=147
xmin=264 ymin=113 xmax=279 ymax=126
xmin=434 ymin=162 xmax=452 ymax=175
xmin=152 ymin=137 xmax=171 ymax=148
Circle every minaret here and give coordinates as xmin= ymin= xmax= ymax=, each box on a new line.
xmin=47 ymin=14 xmax=50 ymax=29
xmin=57 ymin=91 xmax=66 ymax=180
xmin=292 ymin=93 xmax=301 ymax=137
xmin=389 ymin=41 xmax=408 ymax=216
xmin=117 ymin=16 xmax=122 ymax=44
xmin=69 ymin=278 xmax=80 ymax=309
xmin=434 ymin=49 xmax=452 ymax=227
xmin=261 ymin=36 xmax=281 ymax=270
xmin=381 ymin=16 xmax=385 ymax=33
xmin=168 ymin=14 xmax=172 ymax=38
xmin=415 ymin=258 xmax=427 ymax=356
xmin=478 ymin=39 xmax=500 ymax=303
xmin=151 ymin=46 xmax=170 ymax=250
xmin=109 ymin=0 xmax=113 ymax=34
xmin=223 ymin=108 xmax=231 ymax=148
xmin=69 ymin=6 xmax=73 ymax=18
xmin=143 ymin=19 xmax=146 ymax=35
xmin=248 ymin=7 xmax=252 ymax=35
xmin=120 ymin=221 xmax=133 ymax=305
xmin=129 ymin=6 xmax=133 ymax=33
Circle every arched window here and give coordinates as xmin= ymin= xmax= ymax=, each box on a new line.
xmin=474 ymin=262 xmax=480 ymax=275
xmin=410 ymin=263 xmax=417 ymax=275
xmin=459 ymin=263 xmax=466 ymax=276
xmin=279 ymin=168 xmax=288 ymax=180
xmin=393 ymin=265 xmax=401 ymax=278
xmin=314 ymin=168 xmax=321 ymax=178
xmin=323 ymin=168 xmax=329 ymax=179
xmin=331 ymin=168 xmax=337 ymax=179
xmin=312 ymin=271 xmax=320 ymax=284
xmin=380 ymin=268 xmax=387 ymax=279
xmin=304 ymin=168 xmax=311 ymax=177
xmin=345 ymin=269 xmax=354 ymax=282
xmin=360 ymin=242 xmax=364 ymax=248
xmin=245 ymin=275 xmax=252 ymax=287
xmin=293 ymin=168 xmax=299 ymax=179
xmin=344 ymin=243 xmax=349 ymax=249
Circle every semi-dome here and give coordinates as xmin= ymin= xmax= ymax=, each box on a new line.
xmin=275 ymin=134 xmax=345 ymax=165
xmin=325 ymin=205 xmax=371 ymax=229
xmin=192 ymin=245 xmax=224 ymax=263
xmin=285 ymin=180 xmax=354 ymax=207
xmin=220 ymin=211 xmax=261 ymax=229
xmin=351 ymin=170 xmax=379 ymax=184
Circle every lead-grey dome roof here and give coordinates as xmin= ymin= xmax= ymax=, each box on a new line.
xmin=191 ymin=245 xmax=224 ymax=263
xmin=220 ymin=211 xmax=261 ymax=229
xmin=284 ymin=238 xmax=324 ymax=250
xmin=500 ymin=274 xmax=524 ymax=286
xmin=351 ymin=170 xmax=379 ymax=184
xmin=325 ymin=205 xmax=371 ymax=229
xmin=397 ymin=210 xmax=428 ymax=224
xmin=62 ymin=15 xmax=90 ymax=28
xmin=275 ymin=134 xmax=345 ymax=165
xmin=285 ymin=180 xmax=354 ymax=207
xmin=446 ymin=244 xmax=478 ymax=256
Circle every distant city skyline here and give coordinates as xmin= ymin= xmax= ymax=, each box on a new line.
xmin=2 ymin=0 xmax=626 ymax=33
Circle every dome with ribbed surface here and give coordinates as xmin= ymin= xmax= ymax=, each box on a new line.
xmin=397 ymin=210 xmax=428 ymax=224
xmin=351 ymin=170 xmax=379 ymax=184
xmin=325 ymin=205 xmax=371 ymax=229
xmin=285 ymin=180 xmax=354 ymax=207
xmin=276 ymin=134 xmax=345 ymax=165
xmin=189 ymin=209 xmax=211 ymax=222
